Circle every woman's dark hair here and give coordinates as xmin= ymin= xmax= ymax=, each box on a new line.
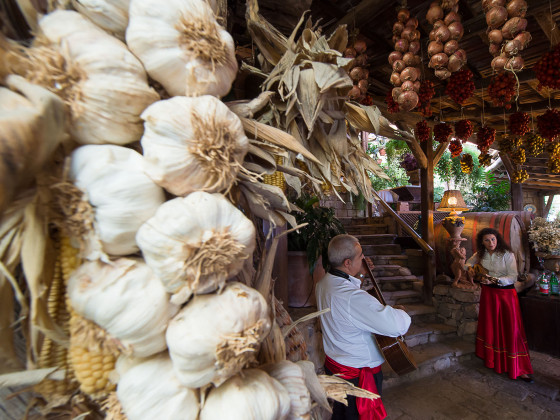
xmin=475 ymin=227 xmax=512 ymax=259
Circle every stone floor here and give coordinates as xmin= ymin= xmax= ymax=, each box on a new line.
xmin=382 ymin=350 xmax=560 ymax=419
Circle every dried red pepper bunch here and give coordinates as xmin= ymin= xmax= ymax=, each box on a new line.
xmin=360 ymin=94 xmax=373 ymax=106
xmin=449 ymin=139 xmax=463 ymax=157
xmin=476 ymin=125 xmax=496 ymax=153
xmin=537 ymin=109 xmax=560 ymax=141
xmin=445 ymin=69 xmax=475 ymax=105
xmin=433 ymin=122 xmax=453 ymax=143
xmin=385 ymin=90 xmax=399 ymax=113
xmin=415 ymin=120 xmax=431 ymax=142
xmin=488 ymin=73 xmax=516 ymax=109
xmin=454 ymin=119 xmax=474 ymax=142
xmin=418 ymin=81 xmax=435 ymax=117
xmin=509 ymin=112 xmax=531 ymax=136
xmin=534 ymin=44 xmax=560 ymax=90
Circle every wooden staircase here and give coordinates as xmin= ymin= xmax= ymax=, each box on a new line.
xmin=339 ymin=216 xmax=476 ymax=387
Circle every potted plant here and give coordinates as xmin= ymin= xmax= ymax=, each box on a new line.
xmin=286 ymin=194 xmax=346 ymax=307
xmin=399 ymin=152 xmax=419 ymax=185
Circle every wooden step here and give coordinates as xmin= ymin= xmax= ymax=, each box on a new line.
xmin=361 ymin=244 xmax=401 ymax=255
xmin=372 ymin=264 xmax=412 ymax=277
xmin=345 ymin=224 xmax=389 ymax=235
xmin=369 ymin=254 xmax=408 ymax=267
xmin=354 ymin=234 xmax=396 ymax=245
xmin=384 ymin=290 xmax=423 ymax=306
xmin=404 ymin=303 xmax=438 ymax=322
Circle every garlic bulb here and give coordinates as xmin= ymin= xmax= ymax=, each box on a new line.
xmin=166 ymin=282 xmax=271 ymax=388
xmin=127 ymin=0 xmax=238 ymax=97
xmin=136 ymin=192 xmax=256 ymax=304
xmin=72 ymin=0 xmax=130 ymax=40
xmin=116 ymin=354 xmax=199 ymax=420
xmin=140 ymin=95 xmax=249 ymax=196
xmin=70 ymin=145 xmax=165 ymax=258
xmin=199 ymin=369 xmax=291 ymax=420
xmin=23 ymin=10 xmax=159 ymax=145
xmin=263 ymin=361 xmax=312 ymax=420
xmin=68 ymin=258 xmax=179 ymax=358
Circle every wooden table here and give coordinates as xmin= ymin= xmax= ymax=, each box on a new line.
xmin=519 ymin=290 xmax=560 ymax=357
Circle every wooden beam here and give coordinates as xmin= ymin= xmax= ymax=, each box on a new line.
xmin=511 ymin=182 xmax=523 ymax=211
xmin=433 ymin=141 xmax=450 ymax=167
xmin=499 ymin=152 xmax=516 ymax=177
xmin=534 ymin=10 xmax=560 ymax=47
xmin=444 ymin=98 xmax=560 ymax=120
xmin=420 ymin=137 xmax=435 ymax=305
xmin=544 ymin=194 xmax=555 ymax=219
xmin=404 ymin=137 xmax=428 ymax=169
xmin=538 ymin=192 xmax=546 ymax=217
xmin=335 ymin=0 xmax=386 ymax=29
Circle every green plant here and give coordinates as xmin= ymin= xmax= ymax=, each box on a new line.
xmin=465 ymin=173 xmax=510 ymax=212
xmin=288 ymin=194 xmax=346 ymax=273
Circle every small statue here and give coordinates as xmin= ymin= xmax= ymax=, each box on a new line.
xmin=449 ymin=243 xmax=476 ymax=289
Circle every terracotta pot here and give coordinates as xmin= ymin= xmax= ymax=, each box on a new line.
xmin=407 ymin=169 xmax=420 ymax=185
xmin=287 ymin=252 xmax=326 ymax=307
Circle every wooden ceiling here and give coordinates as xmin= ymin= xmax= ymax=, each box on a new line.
xmin=229 ymin=0 xmax=560 ymax=193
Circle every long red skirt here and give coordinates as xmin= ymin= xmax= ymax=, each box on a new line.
xmin=476 ymin=285 xmax=533 ymax=379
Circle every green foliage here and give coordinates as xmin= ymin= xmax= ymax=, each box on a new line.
xmin=465 ymin=173 xmax=511 ymax=212
xmin=369 ymin=139 xmax=410 ymax=190
xmin=435 ymin=145 xmax=486 ymax=191
xmin=288 ymin=194 xmax=346 ymax=273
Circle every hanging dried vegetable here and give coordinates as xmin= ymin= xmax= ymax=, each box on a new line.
xmin=445 ymin=69 xmax=474 ymax=104
xmin=476 ymin=125 xmax=496 ymax=153
xmin=434 ymin=122 xmax=453 ymax=143
xmin=525 ymin=133 xmax=545 ymax=156
xmin=537 ymin=109 xmax=560 ymax=141
xmin=415 ymin=120 xmax=431 ymax=142
xmin=509 ymin=111 xmax=530 ymax=136
xmin=454 ymin=119 xmax=474 ymax=141
xmin=418 ymin=80 xmax=435 ymax=117
xmin=460 ymin=153 xmax=474 ymax=173
xmin=449 ymin=139 xmax=463 ymax=157
xmin=478 ymin=152 xmax=493 ymax=167
xmin=511 ymin=168 xmax=529 ymax=183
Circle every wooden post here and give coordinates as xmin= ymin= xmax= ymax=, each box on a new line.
xmin=511 ymin=183 xmax=523 ymax=211
xmin=544 ymin=195 xmax=554 ymax=219
xmin=537 ymin=192 xmax=545 ymax=218
xmin=420 ymin=140 xmax=435 ymax=304
xmin=499 ymin=152 xmax=523 ymax=211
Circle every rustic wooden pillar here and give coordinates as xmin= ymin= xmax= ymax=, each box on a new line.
xmin=511 ymin=183 xmax=523 ymax=211
xmin=537 ymin=192 xmax=546 ymax=217
xmin=420 ymin=140 xmax=435 ymax=304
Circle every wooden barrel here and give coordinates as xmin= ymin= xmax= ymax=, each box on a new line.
xmin=434 ymin=212 xmax=531 ymax=276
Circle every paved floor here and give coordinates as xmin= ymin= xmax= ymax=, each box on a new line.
xmin=383 ymin=350 xmax=560 ymax=419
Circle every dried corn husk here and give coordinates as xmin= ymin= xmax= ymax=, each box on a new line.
xmin=68 ymin=145 xmax=165 ymax=259
xmin=72 ymin=0 xmax=130 ymax=40
xmin=136 ymin=192 xmax=256 ymax=305
xmin=199 ymin=368 xmax=290 ymax=420
xmin=13 ymin=10 xmax=159 ymax=145
xmin=244 ymin=0 xmax=389 ymax=200
xmin=262 ymin=360 xmax=312 ymax=420
xmin=0 ymin=75 xmax=66 ymax=213
xmin=67 ymin=258 xmax=179 ymax=358
xmin=141 ymin=96 xmax=248 ymax=196
xmin=114 ymin=354 xmax=199 ymax=420
xmin=166 ymin=282 xmax=271 ymax=388
xmin=127 ymin=0 xmax=237 ymax=98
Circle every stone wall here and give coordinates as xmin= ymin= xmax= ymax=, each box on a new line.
xmin=320 ymin=192 xmax=366 ymax=219
xmin=433 ymin=284 xmax=480 ymax=337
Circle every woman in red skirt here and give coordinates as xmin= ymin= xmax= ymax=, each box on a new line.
xmin=466 ymin=227 xmax=534 ymax=383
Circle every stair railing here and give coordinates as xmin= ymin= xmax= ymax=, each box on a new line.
xmin=371 ymin=189 xmax=434 ymax=256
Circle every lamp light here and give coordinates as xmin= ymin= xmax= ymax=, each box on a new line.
xmin=437 ymin=189 xmax=469 ymax=217
xmin=437 ymin=189 xmax=470 ymax=241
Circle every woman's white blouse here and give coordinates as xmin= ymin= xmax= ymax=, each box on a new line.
xmin=465 ymin=250 xmax=518 ymax=286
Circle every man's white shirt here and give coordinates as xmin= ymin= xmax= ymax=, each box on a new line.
xmin=316 ymin=272 xmax=411 ymax=368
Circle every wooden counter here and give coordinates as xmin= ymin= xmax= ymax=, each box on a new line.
xmin=519 ymin=290 xmax=560 ymax=358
